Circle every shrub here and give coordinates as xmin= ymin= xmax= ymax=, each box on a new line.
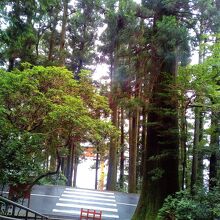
xmin=158 ymin=188 xmax=220 ymax=220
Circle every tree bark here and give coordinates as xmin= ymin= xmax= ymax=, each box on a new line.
xmin=66 ymin=138 xmax=74 ymax=186
xmin=190 ymin=105 xmax=203 ymax=194
xmin=106 ymin=51 xmax=118 ymax=191
xmin=48 ymin=16 xmax=58 ymax=61
xmin=73 ymin=155 xmax=78 ymax=187
xmin=59 ymin=0 xmax=68 ymax=66
xmin=106 ymin=101 xmax=118 ymax=190
xmin=95 ymin=151 xmax=99 ymax=190
xmin=128 ymin=89 xmax=140 ymax=193
xmin=98 ymin=160 xmax=105 ymax=190
xmin=209 ymin=111 xmax=219 ymax=190
xmin=119 ymin=108 xmax=125 ymax=189
xmin=209 ymin=0 xmax=220 ymax=191
xmin=133 ymin=56 xmax=179 ymax=220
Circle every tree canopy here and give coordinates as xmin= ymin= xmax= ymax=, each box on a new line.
xmin=0 ymin=0 xmax=219 ymax=219
xmin=0 ymin=65 xmax=116 ymax=186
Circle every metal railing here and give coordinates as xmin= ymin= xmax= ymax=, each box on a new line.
xmin=0 ymin=215 xmax=22 ymax=219
xmin=0 ymin=196 xmax=49 ymax=219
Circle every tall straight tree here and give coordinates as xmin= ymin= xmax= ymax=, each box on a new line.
xmin=133 ymin=0 xmax=189 ymax=219
xmin=0 ymin=0 xmax=64 ymax=68
xmin=209 ymin=0 xmax=220 ymax=190
xmin=100 ymin=0 xmax=120 ymax=191
xmin=188 ymin=0 xmax=220 ymax=192
xmin=0 ymin=0 xmax=37 ymax=70
xmin=190 ymin=0 xmax=212 ymax=192
xmin=59 ymin=0 xmax=69 ymax=66
xmin=47 ymin=1 xmax=61 ymax=62
xmin=67 ymin=0 xmax=101 ymax=77
xmin=128 ymin=77 xmax=141 ymax=193
xmin=119 ymin=108 xmax=125 ymax=189
xmin=209 ymin=109 xmax=220 ymax=189
xmin=104 ymin=0 xmax=139 ymax=191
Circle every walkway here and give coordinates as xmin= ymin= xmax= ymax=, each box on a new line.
xmin=4 ymin=185 xmax=139 ymax=220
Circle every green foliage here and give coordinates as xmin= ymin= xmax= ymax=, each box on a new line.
xmin=177 ymin=40 xmax=220 ymax=108
xmin=38 ymin=173 xmax=67 ymax=186
xmin=0 ymin=0 xmax=39 ymax=68
xmin=158 ymin=188 xmax=220 ymax=220
xmin=0 ymin=132 xmax=45 ymax=185
xmin=66 ymin=0 xmax=102 ymax=74
xmin=155 ymin=16 xmax=189 ymax=59
xmin=0 ymin=65 xmax=115 ymax=186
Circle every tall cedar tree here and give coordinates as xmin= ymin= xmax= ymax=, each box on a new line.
xmin=0 ymin=0 xmax=37 ymax=70
xmin=101 ymin=0 xmax=120 ymax=191
xmin=132 ymin=1 xmax=189 ymax=218
xmin=209 ymin=0 xmax=220 ymax=190
xmin=67 ymin=0 xmax=101 ymax=77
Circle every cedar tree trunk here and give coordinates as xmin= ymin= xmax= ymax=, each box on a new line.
xmin=132 ymin=56 xmax=179 ymax=220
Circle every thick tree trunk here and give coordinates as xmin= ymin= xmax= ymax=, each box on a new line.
xmin=106 ymin=1 xmax=126 ymax=191
xmin=128 ymin=98 xmax=140 ymax=193
xmin=106 ymin=53 xmax=118 ymax=191
xmin=106 ymin=101 xmax=118 ymax=190
xmin=133 ymin=56 xmax=179 ymax=220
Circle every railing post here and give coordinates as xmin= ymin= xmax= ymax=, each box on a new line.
xmin=25 ymin=209 xmax=28 ymax=219
xmin=11 ymin=204 xmax=15 ymax=217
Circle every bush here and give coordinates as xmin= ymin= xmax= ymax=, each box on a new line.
xmin=158 ymin=188 xmax=220 ymax=220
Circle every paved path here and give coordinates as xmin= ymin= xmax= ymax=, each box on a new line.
xmin=53 ymin=188 xmax=119 ymax=219
xmin=3 ymin=185 xmax=139 ymax=220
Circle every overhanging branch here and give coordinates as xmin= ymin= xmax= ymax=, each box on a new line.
xmin=28 ymin=149 xmax=61 ymax=190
